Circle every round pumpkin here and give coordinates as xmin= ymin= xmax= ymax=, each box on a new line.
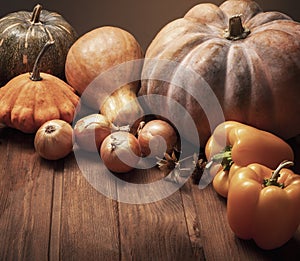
xmin=0 ymin=41 xmax=79 ymax=133
xmin=139 ymin=0 xmax=300 ymax=146
xmin=65 ymin=26 xmax=143 ymax=97
xmin=65 ymin=26 xmax=144 ymax=127
xmin=0 ymin=4 xmax=77 ymax=86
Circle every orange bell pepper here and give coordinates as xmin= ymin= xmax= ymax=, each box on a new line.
xmin=227 ymin=161 xmax=300 ymax=250
xmin=205 ymin=121 xmax=294 ymax=197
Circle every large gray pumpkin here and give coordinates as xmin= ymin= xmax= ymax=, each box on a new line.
xmin=139 ymin=0 xmax=300 ymax=146
xmin=0 ymin=4 xmax=77 ymax=86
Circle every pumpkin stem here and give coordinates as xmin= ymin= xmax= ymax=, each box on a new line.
xmin=224 ymin=15 xmax=250 ymax=41
xmin=263 ymin=160 xmax=294 ymax=188
xmin=30 ymin=40 xmax=55 ymax=81
xmin=30 ymin=4 xmax=43 ymax=24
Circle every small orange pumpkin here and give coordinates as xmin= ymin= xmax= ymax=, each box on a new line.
xmin=0 ymin=41 xmax=79 ymax=133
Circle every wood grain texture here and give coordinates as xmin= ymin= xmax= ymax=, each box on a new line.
xmin=117 ymin=168 xmax=202 ymax=260
xmin=0 ymin=129 xmax=53 ymax=260
xmin=49 ymin=159 xmax=64 ymax=261
xmin=180 ymin=181 xmax=205 ymax=259
xmin=59 ymin=151 xmax=120 ymax=261
xmin=191 ymin=181 xmax=300 ymax=261
xmin=0 ymin=128 xmax=300 ymax=260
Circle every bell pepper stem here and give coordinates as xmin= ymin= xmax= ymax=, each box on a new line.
xmin=271 ymin=160 xmax=294 ymax=180
xmin=206 ymin=145 xmax=233 ymax=171
xmin=263 ymin=160 xmax=294 ymax=188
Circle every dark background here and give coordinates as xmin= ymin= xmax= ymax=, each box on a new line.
xmin=0 ymin=0 xmax=299 ymax=51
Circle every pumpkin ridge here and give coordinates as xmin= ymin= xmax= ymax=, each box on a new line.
xmin=34 ymin=80 xmax=59 ymax=126
xmin=0 ymin=84 xmax=21 ymax=125
xmin=46 ymin=12 xmax=62 ymax=18
xmin=179 ymin=38 xmax=229 ymax=69
xmin=33 ymin=82 xmax=44 ymax=127
xmin=55 ymin=24 xmax=73 ymax=35
xmin=57 ymin=101 xmax=75 ymax=123
xmin=0 ymin=83 xmax=20 ymax=106
xmin=245 ymin=11 xmax=292 ymax=29
xmin=10 ymin=83 xmax=35 ymax=132
xmin=49 ymin=87 xmax=66 ymax=120
xmin=24 ymin=25 xmax=32 ymax=49
xmin=44 ymin=27 xmax=55 ymax=42
xmin=46 ymin=77 xmax=77 ymax=123
xmin=60 ymin=87 xmax=80 ymax=106
xmin=249 ymin=30 xmax=300 ymax=135
xmin=146 ymin=19 xmax=208 ymax=57
xmin=57 ymin=86 xmax=78 ymax=107
xmin=250 ymin=22 xmax=300 ymax=42
xmin=0 ymin=16 xmax=10 ymax=23
xmin=168 ymin=39 xmax=230 ymax=111
xmin=147 ymin=16 xmax=228 ymax=63
xmin=238 ymin=42 xmax=275 ymax=125
xmin=184 ymin=3 xmax=227 ymax=28
xmin=247 ymin=28 xmax=300 ymax=72
xmin=224 ymin=44 xmax=253 ymax=113
xmin=153 ymin=32 xmax=218 ymax=65
xmin=1 ymin=23 xmax=21 ymax=35
xmin=242 ymin=42 xmax=274 ymax=94
xmin=185 ymin=15 xmax=227 ymax=33
xmin=219 ymin=0 xmax=262 ymax=23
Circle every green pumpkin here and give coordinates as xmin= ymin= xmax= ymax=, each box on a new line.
xmin=0 ymin=4 xmax=78 ymax=86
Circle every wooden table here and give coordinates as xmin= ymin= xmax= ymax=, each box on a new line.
xmin=1 ymin=127 xmax=300 ymax=261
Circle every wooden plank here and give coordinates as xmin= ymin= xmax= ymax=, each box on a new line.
xmin=191 ymin=181 xmax=300 ymax=260
xmin=1 ymin=128 xmax=300 ymax=260
xmin=180 ymin=181 xmax=205 ymax=259
xmin=191 ymin=183 xmax=258 ymax=260
xmin=0 ymin=129 xmax=54 ymax=261
xmin=117 ymin=167 xmax=202 ymax=260
xmin=59 ymin=149 xmax=120 ymax=260
xmin=49 ymin=158 xmax=64 ymax=261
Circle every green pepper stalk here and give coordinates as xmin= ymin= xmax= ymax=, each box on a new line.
xmin=263 ymin=160 xmax=294 ymax=188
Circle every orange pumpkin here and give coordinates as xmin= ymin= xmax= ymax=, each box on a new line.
xmin=139 ymin=0 xmax=300 ymax=146
xmin=65 ymin=26 xmax=144 ymax=128
xmin=0 ymin=41 xmax=79 ymax=133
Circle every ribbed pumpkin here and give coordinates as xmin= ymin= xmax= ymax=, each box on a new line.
xmin=139 ymin=0 xmax=300 ymax=146
xmin=0 ymin=41 xmax=79 ymax=133
xmin=0 ymin=4 xmax=77 ymax=86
